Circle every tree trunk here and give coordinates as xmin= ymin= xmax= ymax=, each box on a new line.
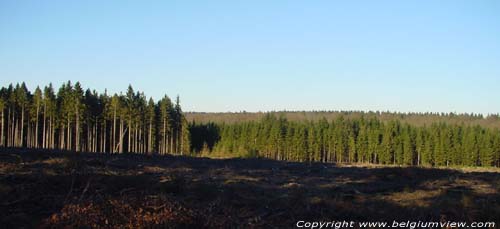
xmin=103 ymin=121 xmax=107 ymax=153
xmin=20 ymin=105 xmax=24 ymax=147
xmin=170 ymin=129 xmax=173 ymax=154
xmin=50 ymin=117 xmax=54 ymax=149
xmin=67 ymin=116 xmax=70 ymax=150
xmin=119 ymin=119 xmax=124 ymax=153
xmin=162 ymin=119 xmax=166 ymax=154
xmin=35 ymin=100 xmax=40 ymax=148
xmin=48 ymin=117 xmax=52 ymax=149
xmin=148 ymin=120 xmax=152 ymax=154
xmin=14 ymin=114 xmax=18 ymax=147
xmin=133 ymin=124 xmax=136 ymax=153
xmin=1 ymin=109 xmax=4 ymax=147
xmin=76 ymin=109 xmax=80 ymax=152
xmin=42 ymin=103 xmax=46 ymax=148
xmin=113 ymin=108 xmax=116 ymax=153
xmin=176 ymin=128 xmax=180 ymax=155
xmin=7 ymin=108 xmax=11 ymax=147
xmin=135 ymin=124 xmax=139 ymax=153
xmin=179 ymin=126 xmax=184 ymax=155
xmin=138 ymin=126 xmax=141 ymax=153
xmin=60 ymin=127 xmax=64 ymax=149
xmin=87 ymin=123 xmax=90 ymax=152
xmin=49 ymin=117 xmax=54 ymax=149
xmin=12 ymin=109 xmax=15 ymax=147
xmin=94 ymin=120 xmax=98 ymax=152
xmin=27 ymin=121 xmax=31 ymax=148
xmin=128 ymin=118 xmax=131 ymax=153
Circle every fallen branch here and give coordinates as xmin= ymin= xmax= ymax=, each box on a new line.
xmin=79 ymin=178 xmax=92 ymax=202
xmin=119 ymin=187 xmax=135 ymax=196
xmin=64 ymin=171 xmax=76 ymax=203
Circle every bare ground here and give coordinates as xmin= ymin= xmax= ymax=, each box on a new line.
xmin=0 ymin=148 xmax=499 ymax=228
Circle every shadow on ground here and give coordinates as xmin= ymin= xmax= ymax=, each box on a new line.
xmin=0 ymin=148 xmax=498 ymax=228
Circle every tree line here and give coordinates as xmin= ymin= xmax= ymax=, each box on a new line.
xmin=186 ymin=111 xmax=500 ymax=129
xmin=2 ymin=82 xmax=499 ymax=168
xmin=0 ymin=82 xmax=189 ymax=154
xmin=190 ymin=114 xmax=500 ymax=167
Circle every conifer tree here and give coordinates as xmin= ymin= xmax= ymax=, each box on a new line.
xmin=1 ymin=82 xmax=498 ymax=168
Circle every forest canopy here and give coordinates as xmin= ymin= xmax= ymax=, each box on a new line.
xmin=1 ymin=82 xmax=499 ymax=168
xmin=189 ymin=114 xmax=500 ymax=167
xmin=0 ymin=82 xmax=189 ymax=155
xmin=186 ymin=111 xmax=500 ymax=129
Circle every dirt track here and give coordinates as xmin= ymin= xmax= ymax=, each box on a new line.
xmin=0 ymin=148 xmax=499 ymax=228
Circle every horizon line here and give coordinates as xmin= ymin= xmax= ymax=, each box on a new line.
xmin=185 ymin=110 xmax=499 ymax=117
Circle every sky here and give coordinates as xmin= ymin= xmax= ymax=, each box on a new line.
xmin=0 ymin=1 xmax=499 ymax=114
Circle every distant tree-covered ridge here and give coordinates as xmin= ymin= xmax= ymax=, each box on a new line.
xmin=0 ymin=82 xmax=189 ymax=154
xmin=186 ymin=111 xmax=500 ymax=129
xmin=189 ymin=114 xmax=500 ymax=167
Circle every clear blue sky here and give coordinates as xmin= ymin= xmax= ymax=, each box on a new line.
xmin=1 ymin=1 xmax=499 ymax=114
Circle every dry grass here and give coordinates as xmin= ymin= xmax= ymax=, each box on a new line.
xmin=381 ymin=189 xmax=443 ymax=208
xmin=41 ymin=157 xmax=69 ymax=166
xmin=0 ymin=148 xmax=499 ymax=228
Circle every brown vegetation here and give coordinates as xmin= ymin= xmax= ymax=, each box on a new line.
xmin=0 ymin=148 xmax=499 ymax=228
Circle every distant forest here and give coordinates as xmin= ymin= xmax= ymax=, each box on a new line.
xmin=0 ymin=82 xmax=190 ymax=154
xmin=188 ymin=112 xmax=500 ymax=168
xmin=1 ymin=82 xmax=499 ymax=167
xmin=189 ymin=113 xmax=500 ymax=167
xmin=186 ymin=111 xmax=500 ymax=129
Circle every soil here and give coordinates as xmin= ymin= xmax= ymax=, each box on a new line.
xmin=0 ymin=148 xmax=498 ymax=228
